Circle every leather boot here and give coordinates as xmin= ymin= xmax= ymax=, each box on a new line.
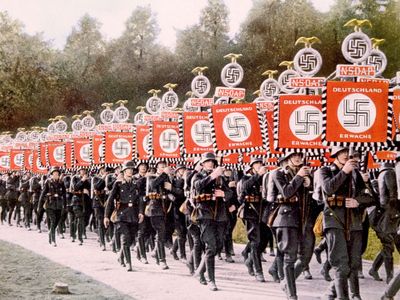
xmin=252 ymin=250 xmax=264 ymax=282
xmin=138 ymin=237 xmax=148 ymax=264
xmin=123 ymin=246 xmax=133 ymax=272
xmin=170 ymin=239 xmax=179 ymax=260
xmin=158 ymin=241 xmax=169 ymax=269
xmin=334 ymin=276 xmax=349 ymax=300
xmin=194 ymin=255 xmax=207 ymax=285
xmin=349 ymin=271 xmax=361 ymax=299
xmin=178 ymin=238 xmax=187 ymax=260
xmin=384 ymin=257 xmax=394 ymax=284
xmin=206 ymin=255 xmax=217 ymax=291
xmin=321 ymin=262 xmax=332 ymax=282
xmin=118 ymin=249 xmax=126 ymax=267
xmin=245 ymin=257 xmax=255 ymax=276
xmin=284 ymin=264 xmax=297 ymax=300
xmin=369 ymin=252 xmax=383 ymax=281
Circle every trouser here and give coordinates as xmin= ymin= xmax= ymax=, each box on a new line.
xmin=58 ymin=208 xmax=68 ymax=235
xmin=137 ymin=216 xmax=152 ymax=259
xmin=113 ymin=222 xmax=121 ymax=251
xmin=372 ymin=231 xmax=395 ymax=282
xmin=67 ymin=207 xmax=76 ymax=239
xmin=325 ymin=229 xmax=362 ymax=299
xmin=94 ymin=207 xmax=106 ymax=247
xmin=294 ymin=225 xmax=316 ymax=279
xmin=246 ymin=219 xmax=268 ymax=275
xmin=23 ymin=202 xmax=33 ymax=228
xmin=165 ymin=210 xmax=175 ymax=247
xmin=225 ymin=211 xmax=237 ymax=256
xmin=7 ymin=199 xmax=17 ymax=225
xmin=46 ymin=208 xmax=62 ymax=244
xmin=198 ymin=219 xmax=226 ymax=283
xmin=276 ymin=227 xmax=299 ymax=298
xmin=150 ymin=215 xmax=167 ymax=262
xmin=173 ymin=210 xmax=188 ymax=259
xmin=73 ymin=206 xmax=85 ymax=243
xmin=187 ymin=223 xmax=203 ymax=270
xmin=0 ymin=198 xmax=7 ymax=223
xmin=384 ymin=271 xmax=400 ymax=298
xmin=118 ymin=221 xmax=138 ymax=267
xmin=14 ymin=202 xmax=21 ymax=225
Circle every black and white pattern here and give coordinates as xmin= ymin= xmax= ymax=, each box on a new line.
xmin=81 ymin=115 xmax=96 ymax=131
xmin=191 ymin=120 xmax=213 ymax=147
xmin=191 ymin=75 xmax=211 ymax=98
xmin=71 ymin=119 xmax=83 ymax=132
xmin=100 ymin=108 xmax=114 ymax=124
xmin=54 ymin=145 xmax=65 ymax=163
xmin=159 ymin=129 xmax=179 ymax=154
xmin=0 ymin=155 xmax=10 ymax=169
xmin=55 ymin=120 xmax=68 ymax=133
xmin=365 ymin=49 xmax=387 ymax=76
xmin=79 ymin=143 xmax=91 ymax=163
xmin=111 ymin=138 xmax=131 ymax=160
xmin=161 ymin=91 xmax=179 ymax=111
xmin=146 ymin=96 xmax=162 ymax=115
xmin=221 ymin=62 xmax=244 ymax=87
xmin=114 ymin=106 xmax=130 ymax=123
xmin=278 ymin=69 xmax=300 ymax=94
xmin=14 ymin=153 xmax=24 ymax=168
xmin=260 ymin=78 xmax=281 ymax=100
xmin=134 ymin=111 xmax=147 ymax=125
xmin=47 ymin=123 xmax=56 ymax=134
xmin=222 ymin=112 xmax=251 ymax=142
xmin=289 ymin=106 xmax=322 ymax=141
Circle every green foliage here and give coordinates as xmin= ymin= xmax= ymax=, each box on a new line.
xmin=1 ymin=0 xmax=400 ymax=131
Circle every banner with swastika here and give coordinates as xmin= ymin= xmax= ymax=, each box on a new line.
xmin=265 ymin=111 xmax=283 ymax=157
xmin=39 ymin=142 xmax=47 ymax=167
xmin=31 ymin=150 xmax=47 ymax=174
xmin=91 ymin=135 xmax=104 ymax=165
xmin=0 ymin=151 xmax=10 ymax=172
xmin=151 ymin=121 xmax=180 ymax=159
xmin=24 ymin=150 xmax=33 ymax=171
xmin=322 ymin=81 xmax=392 ymax=148
xmin=64 ymin=142 xmax=73 ymax=169
xmin=180 ymin=112 xmax=213 ymax=156
xmin=210 ymin=103 xmax=265 ymax=154
xmin=134 ymin=125 xmax=150 ymax=161
xmin=274 ymin=95 xmax=325 ymax=153
xmin=10 ymin=149 xmax=25 ymax=171
xmin=73 ymin=138 xmax=92 ymax=167
xmin=47 ymin=141 xmax=65 ymax=167
xmin=104 ymin=132 xmax=133 ymax=164
xmin=392 ymin=89 xmax=400 ymax=142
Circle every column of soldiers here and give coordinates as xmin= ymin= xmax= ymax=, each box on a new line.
xmin=2 ymin=148 xmax=400 ymax=299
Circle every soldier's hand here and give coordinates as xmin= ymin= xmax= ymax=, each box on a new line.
xmin=138 ymin=213 xmax=144 ymax=224
xmin=214 ymin=189 xmax=225 ymax=198
xmin=297 ymin=166 xmax=310 ymax=177
xmin=195 ymin=163 xmax=203 ymax=172
xmin=345 ymin=198 xmax=359 ymax=208
xmin=342 ymin=159 xmax=357 ymax=174
xmin=228 ymin=181 xmax=236 ymax=188
xmin=164 ymin=167 xmax=172 ymax=175
xmin=258 ymin=166 xmax=267 ymax=176
xmin=361 ymin=172 xmax=369 ymax=183
xmin=82 ymin=175 xmax=88 ymax=181
xmin=104 ymin=217 xmax=110 ymax=228
xmin=211 ymin=167 xmax=225 ymax=179
xmin=164 ymin=182 xmax=172 ymax=191
xmin=228 ymin=205 xmax=236 ymax=213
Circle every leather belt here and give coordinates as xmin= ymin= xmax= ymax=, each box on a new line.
xmin=277 ymin=195 xmax=298 ymax=204
xmin=327 ymin=195 xmax=345 ymax=207
xmin=194 ymin=194 xmax=212 ymax=203
xmin=147 ymin=193 xmax=161 ymax=200
xmin=245 ymin=195 xmax=261 ymax=203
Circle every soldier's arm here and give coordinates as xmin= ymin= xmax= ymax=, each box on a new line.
xmin=94 ymin=178 xmax=105 ymax=190
xmin=105 ymin=182 xmax=118 ymax=218
xmin=380 ymin=171 xmax=397 ymax=208
xmin=151 ymin=173 xmax=169 ymax=189
xmin=61 ymin=182 xmax=67 ymax=208
xmin=320 ymin=166 xmax=348 ymax=196
xmin=37 ymin=180 xmax=49 ymax=210
xmin=273 ymin=170 xmax=303 ymax=199
xmin=193 ymin=173 xmax=215 ymax=192
xmin=242 ymin=173 xmax=261 ymax=193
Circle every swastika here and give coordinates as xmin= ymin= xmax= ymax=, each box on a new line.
xmin=54 ymin=146 xmax=64 ymax=163
xmin=262 ymin=82 xmax=278 ymax=97
xmin=147 ymin=97 xmax=161 ymax=114
xmin=115 ymin=107 xmax=129 ymax=122
xmin=14 ymin=154 xmax=23 ymax=167
xmin=80 ymin=144 xmax=91 ymax=162
xmin=101 ymin=110 xmax=114 ymax=123
xmin=194 ymin=78 xmax=208 ymax=94
xmin=298 ymin=53 xmax=318 ymax=71
xmin=0 ymin=156 xmax=10 ymax=168
xmin=191 ymin=120 xmax=212 ymax=147
xmin=367 ymin=54 xmax=383 ymax=73
xmin=347 ymin=38 xmax=368 ymax=59
xmin=222 ymin=112 xmax=252 ymax=142
xmin=160 ymin=129 xmax=179 ymax=153
xmin=162 ymin=92 xmax=178 ymax=109
xmin=112 ymin=139 xmax=131 ymax=159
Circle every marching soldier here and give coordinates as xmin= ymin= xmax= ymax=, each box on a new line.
xmin=145 ymin=160 xmax=172 ymax=270
xmin=92 ymin=166 xmax=109 ymax=251
xmin=5 ymin=171 xmax=19 ymax=226
xmin=71 ymin=168 xmax=91 ymax=245
xmin=192 ymin=152 xmax=233 ymax=291
xmin=104 ymin=160 xmax=144 ymax=272
xmin=369 ymin=162 xmax=399 ymax=284
xmin=240 ymin=157 xmax=268 ymax=282
xmin=19 ymin=172 xmax=32 ymax=230
xmin=0 ymin=174 xmax=7 ymax=225
xmin=38 ymin=167 xmax=66 ymax=247
xmin=271 ymin=151 xmax=311 ymax=300
xmin=170 ymin=164 xmax=188 ymax=261
xmin=320 ymin=147 xmax=375 ymax=300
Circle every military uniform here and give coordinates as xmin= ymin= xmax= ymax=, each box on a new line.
xmin=0 ymin=177 xmax=7 ymax=224
xmin=320 ymin=160 xmax=375 ymax=299
xmin=19 ymin=176 xmax=32 ymax=229
xmin=5 ymin=174 xmax=19 ymax=226
xmin=32 ymin=175 xmax=44 ymax=232
xmin=38 ymin=169 xmax=66 ymax=246
xmin=105 ymin=161 xmax=143 ymax=271
xmin=271 ymin=164 xmax=307 ymax=300
xmin=71 ymin=173 xmax=91 ymax=245
xmin=192 ymin=153 xmax=233 ymax=291
xmin=136 ymin=171 xmax=151 ymax=264
xmin=92 ymin=174 xmax=107 ymax=250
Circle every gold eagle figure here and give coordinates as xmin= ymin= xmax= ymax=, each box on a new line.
xmin=295 ymin=37 xmax=321 ymax=47
xmin=101 ymin=102 xmax=113 ymax=108
xmin=344 ymin=19 xmax=372 ymax=31
xmin=148 ymin=89 xmax=161 ymax=96
xmin=116 ymin=100 xmax=128 ymax=106
xmin=370 ymin=38 xmax=385 ymax=49
xmin=262 ymin=70 xmax=278 ymax=79
xmin=279 ymin=61 xmax=294 ymax=69
xmin=223 ymin=53 xmax=242 ymax=63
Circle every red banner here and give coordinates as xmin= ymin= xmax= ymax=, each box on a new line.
xmin=392 ymin=89 xmax=400 ymax=140
xmin=104 ymin=132 xmax=133 ymax=164
xmin=135 ymin=125 xmax=150 ymax=161
xmin=39 ymin=143 xmax=47 ymax=167
xmin=47 ymin=141 xmax=65 ymax=167
xmin=0 ymin=151 xmax=10 ymax=172
xmin=182 ymin=112 xmax=213 ymax=155
xmin=211 ymin=103 xmax=264 ymax=152
xmin=277 ymin=95 xmax=325 ymax=150
xmin=65 ymin=142 xmax=73 ymax=169
xmin=24 ymin=150 xmax=33 ymax=171
xmin=324 ymin=81 xmax=389 ymax=144
xmin=32 ymin=150 xmax=47 ymax=174
xmin=265 ymin=111 xmax=283 ymax=155
xmin=9 ymin=149 xmax=25 ymax=171
xmin=73 ymin=138 xmax=91 ymax=167
xmin=152 ymin=121 xmax=180 ymax=159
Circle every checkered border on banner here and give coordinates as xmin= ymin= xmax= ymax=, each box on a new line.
xmin=149 ymin=122 xmax=181 ymax=163
xmin=178 ymin=114 xmax=207 ymax=158
xmin=321 ymin=83 xmax=394 ymax=149
xmin=208 ymin=105 xmax=267 ymax=155
xmin=45 ymin=143 xmax=50 ymax=168
xmin=272 ymin=98 xmax=324 ymax=156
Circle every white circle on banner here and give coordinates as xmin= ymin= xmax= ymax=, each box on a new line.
xmin=159 ymin=129 xmax=179 ymax=153
xmin=293 ymin=48 xmax=322 ymax=76
xmin=0 ymin=156 xmax=10 ymax=169
xmin=82 ymin=116 xmax=96 ymax=131
xmin=337 ymin=93 xmax=376 ymax=133
xmin=191 ymin=120 xmax=213 ymax=147
xmin=112 ymin=138 xmax=131 ymax=159
xmin=28 ymin=154 xmax=33 ymax=166
xmin=161 ymin=91 xmax=179 ymax=111
xmin=146 ymin=96 xmax=161 ymax=115
xmin=289 ymin=105 xmax=322 ymax=141
xmin=222 ymin=112 xmax=251 ymax=142
xmin=54 ymin=146 xmax=65 ymax=163
xmin=114 ymin=106 xmax=130 ymax=123
xmin=221 ymin=62 xmax=244 ymax=87
xmin=14 ymin=153 xmax=23 ymax=167
xmin=79 ymin=144 xmax=91 ymax=162
xmin=341 ymin=31 xmax=372 ymax=64
xmin=191 ymin=75 xmax=211 ymax=98
xmin=98 ymin=143 xmax=104 ymax=158
xmin=143 ymin=134 xmax=150 ymax=154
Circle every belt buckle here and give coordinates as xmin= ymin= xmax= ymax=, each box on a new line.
xmin=54 ymin=194 xmax=58 ymax=197
xmin=128 ymin=202 xmax=133 ymax=207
